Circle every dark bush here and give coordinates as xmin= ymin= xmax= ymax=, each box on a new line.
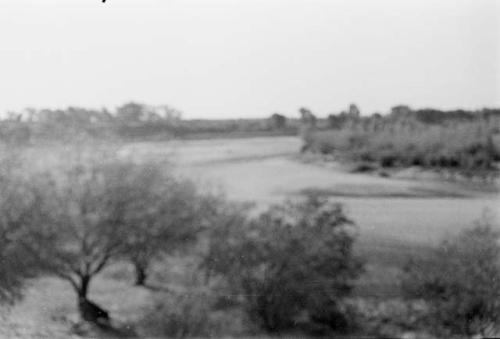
xmin=204 ymin=194 xmax=363 ymax=333
xmin=402 ymin=219 xmax=500 ymax=336
xmin=351 ymin=163 xmax=376 ymax=173
xmin=380 ymin=154 xmax=398 ymax=168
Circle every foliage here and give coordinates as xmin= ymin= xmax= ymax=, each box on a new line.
xmin=348 ymin=298 xmax=430 ymax=338
xmin=308 ymin=116 xmax=500 ymax=174
xmin=140 ymin=292 xmax=213 ymax=338
xmin=203 ymin=194 xmax=363 ymax=332
xmin=16 ymin=145 xmax=219 ymax=320
xmin=0 ymin=154 xmax=39 ymax=304
xmin=119 ymin=162 xmax=209 ymax=286
xmin=17 ymin=150 xmax=199 ymax=319
xmin=0 ymin=103 xmax=299 ymax=142
xmin=140 ymin=260 xmax=249 ymax=339
xmin=19 ymin=152 xmax=134 ymax=307
xmin=140 ymin=288 xmax=248 ymax=339
xmin=402 ymin=219 xmax=500 ymax=336
xmin=269 ymin=113 xmax=287 ymax=130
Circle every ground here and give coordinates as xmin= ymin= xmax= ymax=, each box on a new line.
xmin=125 ymin=136 xmax=499 ymax=245
xmin=2 ymin=136 xmax=499 ymax=338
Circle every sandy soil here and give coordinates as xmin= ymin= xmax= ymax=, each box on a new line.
xmin=123 ymin=136 xmax=500 ymax=245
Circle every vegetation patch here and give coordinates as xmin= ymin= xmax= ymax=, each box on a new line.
xmin=302 ymin=106 xmax=500 ymax=180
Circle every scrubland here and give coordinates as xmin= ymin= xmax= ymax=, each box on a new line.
xmin=0 ymin=134 xmax=498 ymax=339
xmin=0 ymin=104 xmax=499 ymax=338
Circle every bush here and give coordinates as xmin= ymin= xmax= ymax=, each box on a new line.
xmin=402 ymin=219 xmax=500 ymax=336
xmin=0 ymin=154 xmax=40 ymax=304
xmin=204 ymin=194 xmax=363 ymax=333
xmin=140 ymin=289 xmax=248 ymax=338
xmin=118 ymin=161 xmax=207 ymax=287
xmin=306 ymin=116 xmax=500 ymax=174
xmin=350 ymin=298 xmax=430 ymax=338
xmin=141 ymin=292 xmax=213 ymax=338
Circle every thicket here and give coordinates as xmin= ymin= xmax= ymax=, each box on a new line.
xmin=9 ymin=149 xmax=215 ymax=324
xmin=2 ymin=133 xmax=500 ymax=337
xmin=203 ymin=194 xmax=363 ymax=333
xmin=306 ymin=106 xmax=500 ymax=174
xmin=402 ymin=219 xmax=500 ymax=337
xmin=116 ymin=162 xmax=209 ymax=286
xmin=0 ymin=154 xmax=40 ymax=303
xmin=0 ymin=102 xmax=299 ymax=143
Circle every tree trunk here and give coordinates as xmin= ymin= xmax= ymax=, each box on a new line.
xmin=77 ymin=274 xmax=90 ymax=299
xmin=134 ymin=262 xmax=147 ymax=286
xmin=75 ymin=275 xmax=110 ymax=324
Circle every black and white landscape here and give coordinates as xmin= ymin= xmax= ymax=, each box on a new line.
xmin=0 ymin=1 xmax=499 ymax=338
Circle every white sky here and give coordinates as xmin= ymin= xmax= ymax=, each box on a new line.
xmin=0 ymin=0 xmax=498 ymax=119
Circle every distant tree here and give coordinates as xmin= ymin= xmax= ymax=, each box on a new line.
xmin=5 ymin=111 xmax=22 ymax=122
xmin=269 ymin=113 xmax=287 ymax=130
xmin=23 ymin=108 xmax=37 ymax=122
xmin=327 ymin=114 xmax=345 ymax=129
xmin=35 ymin=109 xmax=69 ymax=125
xmin=116 ymin=102 xmax=147 ymax=122
xmin=156 ymin=105 xmax=183 ymax=123
xmin=348 ymin=104 xmax=361 ymax=118
xmin=299 ymin=108 xmax=317 ymax=151
xmin=390 ymin=105 xmax=412 ymax=120
xmin=115 ymin=103 xmax=183 ymax=125
xmin=66 ymin=107 xmax=93 ymax=125
xmin=98 ymin=108 xmax=114 ymax=123
xmin=299 ymin=107 xmax=317 ymax=127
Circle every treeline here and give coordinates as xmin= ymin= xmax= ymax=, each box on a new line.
xmin=1 ymin=150 xmax=500 ymax=338
xmin=0 ymin=103 xmax=299 ymax=143
xmin=302 ymin=104 xmax=500 ymax=176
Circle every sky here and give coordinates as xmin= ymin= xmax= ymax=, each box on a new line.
xmin=0 ymin=0 xmax=498 ymax=119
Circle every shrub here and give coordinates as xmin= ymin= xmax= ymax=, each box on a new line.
xmin=140 ymin=288 xmax=248 ymax=338
xmin=119 ymin=162 xmax=208 ymax=287
xmin=269 ymin=113 xmax=287 ymax=130
xmin=402 ymin=219 xmax=500 ymax=336
xmin=350 ymin=298 xmax=430 ymax=338
xmin=0 ymin=154 xmax=39 ymax=304
xmin=204 ymin=194 xmax=363 ymax=333
xmin=306 ymin=117 xmax=500 ymax=174
xmin=141 ymin=292 xmax=213 ymax=338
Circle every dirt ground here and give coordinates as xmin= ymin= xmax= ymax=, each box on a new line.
xmin=124 ymin=136 xmax=500 ymax=245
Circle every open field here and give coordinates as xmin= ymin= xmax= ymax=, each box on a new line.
xmin=3 ymin=136 xmax=499 ymax=338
